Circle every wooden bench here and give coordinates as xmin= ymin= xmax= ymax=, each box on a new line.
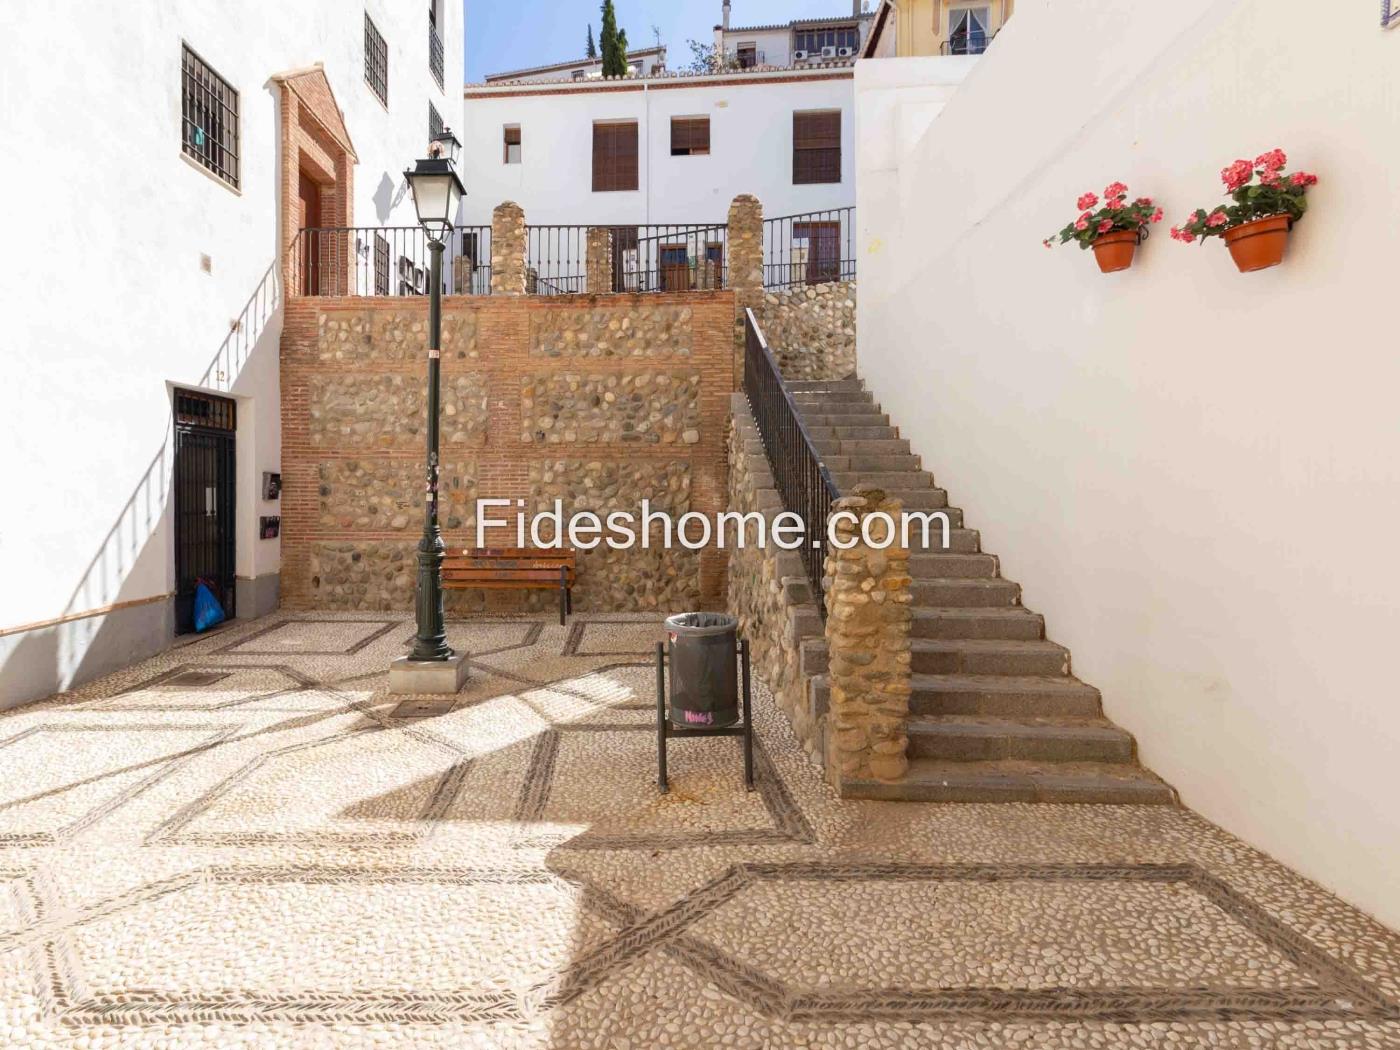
xmin=442 ymin=548 xmax=577 ymax=625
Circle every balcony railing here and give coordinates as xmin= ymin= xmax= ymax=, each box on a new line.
xmin=743 ymin=308 xmax=839 ymax=610
xmin=429 ymin=24 xmax=445 ymax=88
xmin=941 ymin=31 xmax=995 ymax=55
xmin=293 ymin=226 xmax=491 ymax=297
xmin=525 ymin=224 xmax=729 ymax=295
xmin=763 ymin=208 xmax=856 ymax=290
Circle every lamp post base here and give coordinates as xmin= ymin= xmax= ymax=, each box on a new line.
xmin=388 ymin=652 xmax=471 ymax=695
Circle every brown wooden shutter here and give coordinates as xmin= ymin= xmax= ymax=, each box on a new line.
xmin=793 ymin=110 xmax=841 ymax=185
xmin=670 ymin=117 xmax=710 ymax=156
xmin=592 ymin=121 xmax=639 ymax=192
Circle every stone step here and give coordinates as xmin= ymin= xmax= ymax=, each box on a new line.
xmin=802 ymin=412 xmax=892 ymax=428
xmin=911 ymin=578 xmax=1020 ymax=607
xmin=786 ymin=379 xmax=864 ymax=392
xmin=906 ymin=716 xmax=1135 ymax=763
xmin=822 ymin=453 xmax=923 ymax=472
xmin=908 ymin=553 xmax=997 ymax=578
xmin=833 ymin=471 xmax=933 ymax=490
xmin=792 ymin=392 xmax=875 ymax=406
xmin=910 ymin=638 xmax=1069 ymax=676
xmin=909 ymin=674 xmax=1103 ymax=718
xmin=902 ymin=528 xmax=982 ymax=554
xmin=843 ymin=760 xmax=1175 ymax=805
xmin=912 ymin=607 xmax=1044 ymax=640
xmin=880 ymin=488 xmax=950 ymax=510
xmin=805 ymin=425 xmax=899 ymax=441
xmin=793 ymin=399 xmax=881 ymax=414
xmin=813 ymin=438 xmax=913 ymax=456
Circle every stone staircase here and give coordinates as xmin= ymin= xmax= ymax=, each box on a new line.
xmin=791 ymin=378 xmax=1174 ymax=804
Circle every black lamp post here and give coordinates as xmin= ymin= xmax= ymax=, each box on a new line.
xmin=403 ymin=128 xmax=465 ymax=663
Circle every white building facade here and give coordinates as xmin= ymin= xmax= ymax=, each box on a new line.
xmin=460 ymin=66 xmax=857 ymax=227
xmin=715 ymin=1 xmax=874 ymax=69
xmin=0 ymin=1 xmax=463 ymax=707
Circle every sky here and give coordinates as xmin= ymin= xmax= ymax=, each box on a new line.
xmin=464 ymin=0 xmax=867 ymax=81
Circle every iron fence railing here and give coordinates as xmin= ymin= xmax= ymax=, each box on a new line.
xmin=941 ymin=32 xmax=996 ymax=55
xmin=743 ymin=308 xmax=839 ymax=611
xmin=525 ymin=224 xmax=728 ymax=294
xmin=294 ymin=226 xmax=492 ymax=297
xmin=763 ymin=208 xmax=855 ymax=289
xmin=429 ymin=24 xmax=445 ymax=87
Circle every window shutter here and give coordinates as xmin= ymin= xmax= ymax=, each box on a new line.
xmin=793 ymin=111 xmax=841 ymax=185
xmin=671 ymin=117 xmax=710 ymax=156
xmin=593 ymin=122 xmax=639 ymax=192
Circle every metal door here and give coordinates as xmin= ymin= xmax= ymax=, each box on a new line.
xmin=173 ymin=390 xmax=237 ymax=633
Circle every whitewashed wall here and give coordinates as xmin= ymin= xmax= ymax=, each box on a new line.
xmin=461 ymin=72 xmax=856 ymax=225
xmin=857 ymin=0 xmax=1400 ymax=927
xmin=0 ymin=0 xmax=462 ymax=706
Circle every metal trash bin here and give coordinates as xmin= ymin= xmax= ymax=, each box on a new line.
xmin=664 ymin=612 xmax=740 ymax=728
xmin=656 ymin=612 xmax=753 ymax=793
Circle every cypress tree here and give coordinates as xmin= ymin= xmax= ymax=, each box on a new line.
xmin=599 ymin=0 xmax=628 ymax=77
xmin=586 ymin=24 xmax=597 ymax=59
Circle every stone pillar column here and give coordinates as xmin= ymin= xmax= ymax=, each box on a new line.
xmin=727 ymin=194 xmax=763 ymax=385
xmin=586 ymin=227 xmax=613 ymax=294
xmin=490 ymin=201 xmax=526 ymax=296
xmin=824 ymin=485 xmax=913 ymax=785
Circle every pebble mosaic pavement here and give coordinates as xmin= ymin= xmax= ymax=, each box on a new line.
xmin=1 ymin=611 xmax=1397 ymax=1049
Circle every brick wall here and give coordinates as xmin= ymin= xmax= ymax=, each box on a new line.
xmin=280 ymin=292 xmax=735 ymax=614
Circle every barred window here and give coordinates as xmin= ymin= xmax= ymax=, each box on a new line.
xmin=592 ymin=121 xmax=638 ymax=192
xmin=181 ymin=45 xmax=239 ymax=189
xmin=365 ymin=13 xmax=388 ymax=106
xmin=429 ymin=102 xmax=444 ymax=140
xmin=793 ymin=110 xmax=841 ymax=185
xmin=670 ymin=117 xmax=710 ymax=157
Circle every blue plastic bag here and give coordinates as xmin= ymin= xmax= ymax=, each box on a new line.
xmin=193 ymin=580 xmax=226 ymax=632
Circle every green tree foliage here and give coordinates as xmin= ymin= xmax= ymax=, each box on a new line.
xmin=586 ymin=24 xmax=597 ymax=59
xmin=599 ymin=0 xmax=628 ymax=77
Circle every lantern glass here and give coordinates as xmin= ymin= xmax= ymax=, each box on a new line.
xmin=404 ymin=161 xmax=464 ymax=238
xmin=429 ymin=127 xmax=462 ymax=166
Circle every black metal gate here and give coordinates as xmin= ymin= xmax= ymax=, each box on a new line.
xmin=173 ymin=390 xmax=237 ymax=633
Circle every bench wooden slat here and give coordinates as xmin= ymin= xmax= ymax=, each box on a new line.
xmin=444 ymin=569 xmax=576 ymax=583
xmin=440 ymin=546 xmax=577 ymax=624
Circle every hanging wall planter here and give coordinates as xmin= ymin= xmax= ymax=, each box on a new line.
xmin=1045 ymin=182 xmax=1163 ymax=274
xmin=1171 ymin=149 xmax=1317 ymax=272
xmin=1090 ymin=230 xmax=1141 ymax=273
xmin=1222 ymin=214 xmax=1293 ymax=272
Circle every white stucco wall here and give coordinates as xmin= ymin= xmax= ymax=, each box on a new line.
xmin=0 ymin=0 xmax=462 ymax=705
xmin=856 ymin=0 xmax=1400 ymax=927
xmin=461 ymin=71 xmax=856 ymax=225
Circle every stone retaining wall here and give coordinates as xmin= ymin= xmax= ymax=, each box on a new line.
xmin=725 ymin=395 xmax=826 ymax=764
xmin=281 ymin=292 xmax=734 ymax=614
xmin=754 ymin=280 xmax=857 ymax=382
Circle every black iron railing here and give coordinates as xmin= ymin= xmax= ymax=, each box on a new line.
xmin=429 ymin=24 xmax=445 ymax=88
xmin=294 ymin=226 xmax=492 ymax=297
xmin=526 ymin=223 xmax=728 ymax=295
xmin=763 ymin=208 xmax=855 ymax=289
xmin=941 ymin=31 xmax=995 ymax=55
xmin=743 ymin=308 xmax=839 ymax=610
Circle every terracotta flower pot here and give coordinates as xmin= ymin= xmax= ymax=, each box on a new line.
xmin=1223 ymin=214 xmax=1292 ymax=272
xmin=1090 ymin=229 xmax=1139 ymax=273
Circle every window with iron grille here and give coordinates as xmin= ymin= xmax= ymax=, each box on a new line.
xmin=374 ymin=234 xmax=390 ymax=295
xmin=670 ymin=117 xmax=710 ymax=157
xmin=503 ymin=125 xmax=521 ymax=164
xmin=429 ymin=102 xmax=444 ymax=140
xmin=793 ymin=110 xmax=841 ymax=185
xmin=592 ymin=121 xmax=638 ymax=192
xmin=364 ymin=13 xmax=388 ymax=106
xmin=181 ymin=45 xmax=240 ymax=189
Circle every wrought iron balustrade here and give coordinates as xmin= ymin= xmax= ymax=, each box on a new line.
xmin=742 ymin=308 xmax=839 ymax=611
xmin=293 ymin=226 xmax=492 ymax=297
xmin=526 ymin=223 xmax=728 ymax=295
xmin=763 ymin=208 xmax=855 ymax=289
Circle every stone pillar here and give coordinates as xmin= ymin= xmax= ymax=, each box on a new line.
xmin=586 ymin=227 xmax=613 ymax=294
xmin=727 ymin=194 xmax=764 ymax=384
xmin=490 ymin=201 xmax=526 ymax=296
xmin=823 ymin=485 xmax=913 ymax=785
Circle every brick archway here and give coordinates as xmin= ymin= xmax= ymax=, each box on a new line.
xmin=271 ymin=65 xmax=358 ymax=295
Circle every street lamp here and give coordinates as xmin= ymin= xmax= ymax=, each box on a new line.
xmin=403 ymin=128 xmax=465 ymax=664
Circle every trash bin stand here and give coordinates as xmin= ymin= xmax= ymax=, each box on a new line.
xmin=655 ymin=638 xmax=755 ymax=793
